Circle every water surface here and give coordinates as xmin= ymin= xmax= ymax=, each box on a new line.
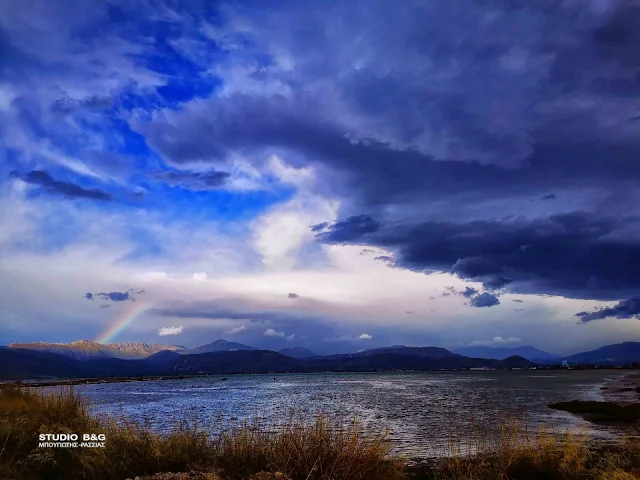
xmin=77 ymin=370 xmax=626 ymax=457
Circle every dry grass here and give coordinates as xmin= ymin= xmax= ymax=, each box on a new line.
xmin=0 ymin=387 xmax=402 ymax=480
xmin=2 ymin=386 xmax=640 ymax=480
xmin=412 ymin=412 xmax=640 ymax=480
xmin=212 ymin=416 xmax=402 ymax=479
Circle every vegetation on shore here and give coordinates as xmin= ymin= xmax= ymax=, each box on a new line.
xmin=549 ymin=400 xmax=640 ymax=424
xmin=0 ymin=386 xmax=402 ymax=480
xmin=1 ymin=386 xmax=640 ymax=480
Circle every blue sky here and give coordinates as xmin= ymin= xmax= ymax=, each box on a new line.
xmin=1 ymin=0 xmax=640 ymax=355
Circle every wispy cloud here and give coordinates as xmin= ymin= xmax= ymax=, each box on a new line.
xmin=470 ymin=336 xmax=522 ymax=346
xmin=226 ymin=325 xmax=247 ymax=335
xmin=14 ymin=170 xmax=112 ymax=201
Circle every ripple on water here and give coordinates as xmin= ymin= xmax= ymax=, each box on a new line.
xmin=78 ymin=371 xmax=625 ymax=458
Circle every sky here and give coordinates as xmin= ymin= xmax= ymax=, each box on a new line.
xmin=1 ymin=0 xmax=640 ymax=356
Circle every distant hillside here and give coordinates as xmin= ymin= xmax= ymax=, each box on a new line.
xmin=0 ymin=348 xmax=533 ymax=380
xmin=303 ymin=352 xmax=532 ymax=371
xmin=453 ymin=345 xmax=560 ymax=362
xmin=8 ymin=341 xmax=115 ymax=360
xmin=564 ymin=342 xmax=640 ymax=365
xmin=106 ymin=342 xmax=186 ymax=358
xmin=186 ymin=339 xmax=257 ymax=355
xmin=0 ymin=348 xmax=90 ymax=379
xmin=8 ymin=340 xmax=186 ymax=360
xmin=358 ymin=346 xmax=456 ymax=359
xmin=279 ymin=347 xmax=317 ymax=358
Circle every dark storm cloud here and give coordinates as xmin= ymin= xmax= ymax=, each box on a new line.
xmin=450 ymin=258 xmax=506 ymax=284
xmin=462 ymin=287 xmax=479 ymax=298
xmin=314 ymin=215 xmax=381 ymax=243
xmin=15 ymin=170 xmax=112 ymax=201
xmin=129 ymin=0 xmax=640 ymax=304
xmin=85 ymin=289 xmax=140 ymax=302
xmin=310 ymin=222 xmax=329 ymax=233
xmin=98 ymin=292 xmax=133 ymax=302
xmin=150 ymin=170 xmax=232 ymax=190
xmin=469 ymin=292 xmax=500 ymax=308
xmin=576 ymin=298 xmax=640 ymax=323
xmin=442 ymin=286 xmax=480 ymax=298
xmin=314 ymin=212 xmax=640 ymax=300
xmin=483 ymin=276 xmax=512 ymax=291
xmin=136 ymin=1 xmax=640 ymax=182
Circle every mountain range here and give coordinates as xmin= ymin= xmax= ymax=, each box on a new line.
xmin=2 ymin=339 xmax=639 ymax=380
xmin=0 ymin=345 xmax=533 ymax=380
xmin=278 ymin=347 xmax=317 ymax=359
xmin=453 ymin=345 xmax=561 ymax=362
xmin=8 ymin=340 xmax=186 ymax=359
xmin=185 ymin=339 xmax=257 ymax=355
xmin=563 ymin=342 xmax=640 ymax=365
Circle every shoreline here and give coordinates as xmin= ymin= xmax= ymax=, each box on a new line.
xmin=0 ymin=374 xmax=210 ymax=388
xmin=4 ymin=367 xmax=639 ymax=384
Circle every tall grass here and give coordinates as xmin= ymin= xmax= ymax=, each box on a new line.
xmin=418 ymin=411 xmax=640 ymax=480
xmin=1 ymin=386 xmax=640 ymax=480
xmin=0 ymin=387 xmax=402 ymax=480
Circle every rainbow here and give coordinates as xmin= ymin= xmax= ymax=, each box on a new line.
xmin=94 ymin=300 xmax=152 ymax=344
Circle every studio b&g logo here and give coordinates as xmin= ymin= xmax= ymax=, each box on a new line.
xmin=38 ymin=433 xmax=107 ymax=448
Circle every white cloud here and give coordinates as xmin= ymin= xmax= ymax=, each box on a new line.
xmin=193 ymin=272 xmax=208 ymax=281
xmin=267 ymin=154 xmax=316 ymax=189
xmin=158 ymin=326 xmax=183 ymax=336
xmin=264 ymin=328 xmax=286 ymax=338
xmin=470 ymin=336 xmax=522 ymax=346
xmin=358 ymin=333 xmax=373 ymax=340
xmin=251 ymin=158 xmax=339 ymax=271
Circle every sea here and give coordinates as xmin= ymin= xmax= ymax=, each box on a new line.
xmin=75 ymin=370 xmax=628 ymax=458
